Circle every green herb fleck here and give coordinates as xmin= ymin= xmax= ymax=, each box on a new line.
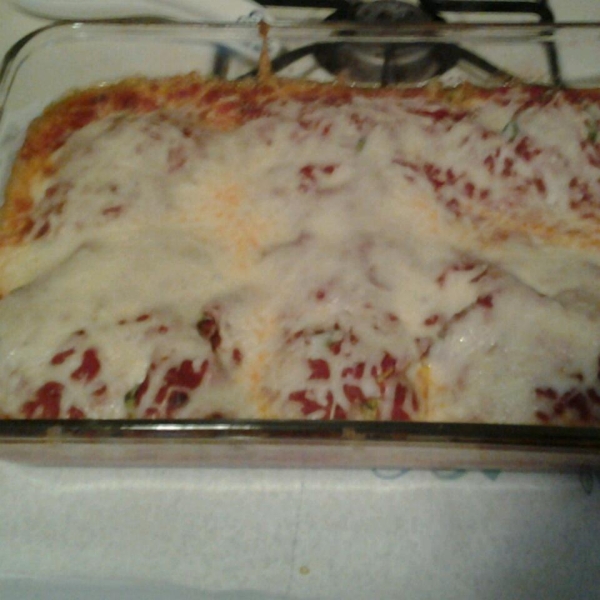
xmin=587 ymin=120 xmax=598 ymax=144
xmin=124 ymin=385 xmax=140 ymax=414
xmin=360 ymin=398 xmax=379 ymax=420
xmin=584 ymin=106 xmax=600 ymax=144
xmin=502 ymin=120 xmax=519 ymax=142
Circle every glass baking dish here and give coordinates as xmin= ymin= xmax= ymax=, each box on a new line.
xmin=1 ymin=19 xmax=600 ymax=468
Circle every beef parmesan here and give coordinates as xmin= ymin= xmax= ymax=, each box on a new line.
xmin=1 ymin=74 xmax=600 ymax=425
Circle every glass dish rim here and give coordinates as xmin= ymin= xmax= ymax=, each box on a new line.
xmin=0 ymin=418 xmax=599 ymax=448
xmin=1 ymin=19 xmax=600 ymax=462
xmin=4 ymin=19 xmax=600 ymax=109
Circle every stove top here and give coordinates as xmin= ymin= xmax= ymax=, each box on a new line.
xmin=231 ymin=0 xmax=561 ymax=87
xmin=262 ymin=0 xmax=556 ymax=21
xmin=257 ymin=0 xmax=567 ymax=28
xmin=313 ymin=2 xmax=455 ymax=84
xmin=6 ymin=0 xmax=600 ymax=88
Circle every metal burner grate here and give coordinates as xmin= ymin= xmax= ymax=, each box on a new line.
xmin=420 ymin=0 xmax=555 ymax=21
xmin=250 ymin=0 xmax=561 ymax=85
xmin=419 ymin=0 xmax=560 ymax=83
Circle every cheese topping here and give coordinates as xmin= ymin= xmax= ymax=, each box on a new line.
xmin=1 ymin=79 xmax=600 ymax=424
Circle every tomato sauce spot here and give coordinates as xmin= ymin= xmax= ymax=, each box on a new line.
xmin=154 ymin=359 xmax=209 ymax=407
xmin=308 ymin=359 xmax=330 ymax=380
xmin=328 ymin=340 xmax=343 ymax=356
xmin=424 ymin=314 xmax=439 ymax=326
xmin=232 ymin=348 xmax=243 ymax=365
xmin=342 ymin=362 xmax=365 ymax=380
xmin=33 ymin=220 xmax=51 ymax=240
xmin=70 ymin=348 xmax=101 ymax=383
xmin=102 ymin=205 xmax=123 ymax=217
xmin=381 ymin=352 xmax=397 ymax=376
xmin=391 ymin=384 xmax=411 ymax=421
xmin=343 ymin=384 xmax=367 ymax=404
xmin=92 ymin=385 xmax=107 ymax=397
xmin=21 ymin=382 xmax=64 ymax=419
xmin=67 ymin=406 xmax=86 ymax=419
xmin=476 ymin=294 xmax=494 ymax=309
xmin=165 ymin=359 xmax=208 ymax=389
xmin=166 ymin=391 xmax=190 ymax=416
xmin=196 ymin=313 xmax=221 ymax=351
xmin=50 ymin=348 xmax=75 ymax=365
xmin=289 ymin=390 xmax=323 ymax=416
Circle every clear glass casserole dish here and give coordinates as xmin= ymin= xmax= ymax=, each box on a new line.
xmin=1 ymin=19 xmax=600 ymax=468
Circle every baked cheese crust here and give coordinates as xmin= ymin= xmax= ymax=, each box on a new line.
xmin=1 ymin=75 xmax=600 ymax=424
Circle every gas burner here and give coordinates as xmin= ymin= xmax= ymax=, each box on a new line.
xmin=354 ymin=0 xmax=431 ymax=23
xmin=243 ymin=0 xmax=561 ymax=86
xmin=315 ymin=1 xmax=457 ymax=84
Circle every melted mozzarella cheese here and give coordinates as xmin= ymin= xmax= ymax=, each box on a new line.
xmin=425 ymin=279 xmax=600 ymax=423
xmin=2 ymin=85 xmax=600 ymax=423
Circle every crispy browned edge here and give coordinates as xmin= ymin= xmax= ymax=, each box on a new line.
xmin=3 ymin=75 xmax=528 ymax=245
xmin=0 ymin=74 xmax=427 ymax=245
xmin=3 ymin=74 xmax=600 ymax=249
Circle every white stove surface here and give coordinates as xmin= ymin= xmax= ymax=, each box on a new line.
xmin=1 ymin=2 xmax=600 ymax=599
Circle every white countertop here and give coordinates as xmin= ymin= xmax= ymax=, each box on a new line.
xmin=1 ymin=1 xmax=600 ymax=599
